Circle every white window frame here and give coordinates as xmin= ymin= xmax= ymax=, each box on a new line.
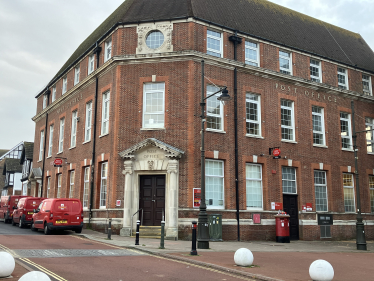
xmin=57 ymin=174 xmax=62 ymax=198
xmin=282 ymin=167 xmax=297 ymax=194
xmin=338 ymin=67 xmax=348 ymax=90
xmin=85 ymin=102 xmax=92 ymax=142
xmin=314 ymin=170 xmax=328 ymax=212
xmin=101 ymin=92 xmax=110 ymax=135
xmin=369 ymin=175 xmax=374 ymax=213
xmin=310 ymin=59 xmax=322 ymax=83
xmin=281 ymin=99 xmax=295 ymax=141
xmin=246 ymin=163 xmax=263 ymax=210
xmin=46 ymin=177 xmax=50 ymax=198
xmin=279 ymin=50 xmax=292 ymax=75
xmin=22 ymin=182 xmax=27 ymax=196
xmin=88 ymin=54 xmax=95 ymax=74
xmin=207 ymin=30 xmax=223 ymax=58
xmin=362 ymin=74 xmax=372 ymax=96
xmin=312 ymin=106 xmax=325 ymax=146
xmin=58 ymin=118 xmax=65 ymax=153
xmin=104 ymin=39 xmax=112 ymax=62
xmin=70 ymin=111 xmax=78 ymax=148
xmin=246 ymin=93 xmax=261 ymax=137
xmin=340 ymin=112 xmax=352 ymax=150
xmin=142 ymin=83 xmax=165 ymax=129
xmin=245 ymin=41 xmax=259 ymax=67
xmin=38 ymin=130 xmax=44 ymax=161
xmin=62 ymin=76 xmax=67 ymax=94
xmin=43 ymin=95 xmax=48 ymax=109
xmin=343 ymin=173 xmax=355 ymax=213
xmin=69 ymin=170 xmax=75 ymax=198
xmin=48 ymin=124 xmax=54 ymax=157
xmin=205 ymin=159 xmax=224 ymax=209
xmin=74 ymin=66 xmax=80 ymax=85
xmin=100 ymin=162 xmax=108 ymax=208
xmin=366 ymin=117 xmax=374 ymax=153
xmin=51 ymin=86 xmax=56 ymax=103
xmin=206 ymin=85 xmax=224 ymax=132
xmin=83 ymin=167 xmax=90 ymax=209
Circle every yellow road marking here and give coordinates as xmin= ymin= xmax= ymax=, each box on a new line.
xmin=19 ymin=258 xmax=68 ymax=281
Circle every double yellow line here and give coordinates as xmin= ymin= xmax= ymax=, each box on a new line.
xmin=0 ymin=243 xmax=67 ymax=281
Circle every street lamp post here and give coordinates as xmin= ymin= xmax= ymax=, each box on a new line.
xmin=351 ymin=101 xmax=367 ymax=250
xmin=197 ymin=60 xmax=230 ymax=249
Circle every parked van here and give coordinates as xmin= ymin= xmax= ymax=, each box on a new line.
xmin=0 ymin=196 xmax=30 ymax=223
xmin=12 ymin=197 xmax=46 ymax=228
xmin=31 ymin=198 xmax=83 ymax=235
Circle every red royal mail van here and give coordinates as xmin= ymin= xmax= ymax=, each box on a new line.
xmin=0 ymin=195 xmax=30 ymax=223
xmin=12 ymin=197 xmax=46 ymax=228
xmin=31 ymin=198 xmax=84 ymax=235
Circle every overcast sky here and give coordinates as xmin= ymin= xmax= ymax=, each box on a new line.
xmin=0 ymin=0 xmax=373 ymax=150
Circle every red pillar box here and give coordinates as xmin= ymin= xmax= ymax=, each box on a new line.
xmin=275 ymin=215 xmax=290 ymax=243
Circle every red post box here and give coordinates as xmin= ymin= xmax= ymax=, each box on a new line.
xmin=275 ymin=214 xmax=290 ymax=243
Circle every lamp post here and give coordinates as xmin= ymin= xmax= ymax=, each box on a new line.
xmin=351 ymin=101 xmax=367 ymax=250
xmin=198 ymin=60 xmax=231 ymax=249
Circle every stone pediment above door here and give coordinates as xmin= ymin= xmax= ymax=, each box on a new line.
xmin=119 ymin=138 xmax=184 ymax=162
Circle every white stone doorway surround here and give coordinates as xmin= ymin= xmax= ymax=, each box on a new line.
xmin=119 ymin=138 xmax=184 ymax=240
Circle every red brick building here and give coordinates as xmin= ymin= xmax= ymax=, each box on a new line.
xmin=32 ymin=0 xmax=374 ymax=241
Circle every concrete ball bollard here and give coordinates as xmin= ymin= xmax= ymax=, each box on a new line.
xmin=0 ymin=252 xmax=15 ymax=277
xmin=234 ymin=248 xmax=254 ymax=267
xmin=19 ymin=271 xmax=51 ymax=281
xmin=309 ymin=259 xmax=334 ymax=281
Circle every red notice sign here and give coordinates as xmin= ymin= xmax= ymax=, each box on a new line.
xmin=273 ymin=148 xmax=281 ymax=157
xmin=54 ymin=158 xmax=63 ymax=166
xmin=193 ymin=188 xmax=201 ymax=208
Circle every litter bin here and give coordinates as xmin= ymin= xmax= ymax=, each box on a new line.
xmin=208 ymin=214 xmax=222 ymax=241
xmin=275 ymin=214 xmax=290 ymax=243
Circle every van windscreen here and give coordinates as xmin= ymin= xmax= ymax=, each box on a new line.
xmin=53 ymin=201 xmax=80 ymax=213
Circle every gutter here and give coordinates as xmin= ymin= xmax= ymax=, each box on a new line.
xmin=89 ymin=42 xmax=102 ymax=226
xmin=41 ymin=89 xmax=50 ymax=197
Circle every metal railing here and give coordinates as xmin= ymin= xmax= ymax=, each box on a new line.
xmin=130 ymin=209 xmax=143 ymax=237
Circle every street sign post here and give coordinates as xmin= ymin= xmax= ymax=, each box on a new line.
xmin=272 ymin=148 xmax=281 ymax=159
xmin=54 ymin=158 xmax=63 ymax=168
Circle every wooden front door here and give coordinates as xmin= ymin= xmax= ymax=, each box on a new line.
xmin=139 ymin=175 xmax=165 ymax=226
xmin=283 ymin=194 xmax=299 ymax=240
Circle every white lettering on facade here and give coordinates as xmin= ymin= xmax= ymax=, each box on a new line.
xmin=56 ymin=93 xmax=84 ymax=114
xmin=275 ymin=83 xmax=337 ymax=103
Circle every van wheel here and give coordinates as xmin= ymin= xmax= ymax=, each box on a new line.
xmin=11 ymin=219 xmax=16 ymax=226
xmin=31 ymin=221 xmax=38 ymax=232
xmin=19 ymin=219 xmax=23 ymax=228
xmin=75 ymin=228 xmax=82 ymax=234
xmin=44 ymin=224 xmax=51 ymax=235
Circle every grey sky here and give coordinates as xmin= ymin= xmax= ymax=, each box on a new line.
xmin=0 ymin=0 xmax=373 ymax=150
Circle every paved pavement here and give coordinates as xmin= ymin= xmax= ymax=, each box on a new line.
xmin=78 ymin=229 xmax=374 ymax=281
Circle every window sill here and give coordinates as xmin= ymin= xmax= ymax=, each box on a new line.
xmin=246 ymin=207 xmax=263 ymax=211
xmin=46 ymin=156 xmax=52 ymax=159
xmin=281 ymin=139 xmax=297 ymax=144
xmin=82 ymin=140 xmax=91 ymax=145
xmin=99 ymin=133 xmax=109 ymax=138
xmin=206 ymin=129 xmax=226 ymax=134
xmin=57 ymin=151 xmax=63 ymax=155
xmin=207 ymin=206 xmax=225 ymax=210
xmin=313 ymin=144 xmax=328 ymax=149
xmin=367 ymin=152 xmax=374 ymax=155
xmin=246 ymin=134 xmax=264 ymax=139
xmin=341 ymin=148 xmax=354 ymax=152
xmin=140 ymin=128 xmax=166 ymax=131
xmin=69 ymin=146 xmax=76 ymax=150
xmin=99 ymin=206 xmax=106 ymax=210
xmin=37 ymin=160 xmax=42 ymax=163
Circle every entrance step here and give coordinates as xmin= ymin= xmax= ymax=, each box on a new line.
xmin=138 ymin=226 xmax=163 ymax=237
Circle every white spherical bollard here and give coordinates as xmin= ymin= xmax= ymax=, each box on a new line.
xmin=19 ymin=271 xmax=51 ymax=281
xmin=309 ymin=259 xmax=334 ymax=281
xmin=0 ymin=252 xmax=15 ymax=277
xmin=234 ymin=248 xmax=254 ymax=267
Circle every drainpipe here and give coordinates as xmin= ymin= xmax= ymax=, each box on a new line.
xmin=229 ymin=32 xmax=242 ymax=241
xmin=41 ymin=89 xmax=50 ymax=197
xmin=89 ymin=42 xmax=102 ymax=226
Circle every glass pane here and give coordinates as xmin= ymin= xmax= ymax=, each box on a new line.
xmin=146 ymin=31 xmax=164 ymax=49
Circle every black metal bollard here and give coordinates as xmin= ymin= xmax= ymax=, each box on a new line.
xmin=107 ymin=218 xmax=112 ymax=240
xmin=160 ymin=221 xmax=165 ymax=249
xmin=190 ymin=221 xmax=197 ymax=255
xmin=135 ymin=220 xmax=140 ymax=245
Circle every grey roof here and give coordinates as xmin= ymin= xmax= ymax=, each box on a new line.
xmin=20 ymin=142 xmax=34 ymax=164
xmin=119 ymin=138 xmax=185 ymax=158
xmin=38 ymin=0 xmax=374 ymax=97
xmin=2 ymin=158 xmax=22 ymax=175
xmin=29 ymin=168 xmax=42 ymax=180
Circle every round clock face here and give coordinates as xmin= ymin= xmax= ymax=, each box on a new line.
xmin=146 ymin=30 xmax=165 ymax=49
